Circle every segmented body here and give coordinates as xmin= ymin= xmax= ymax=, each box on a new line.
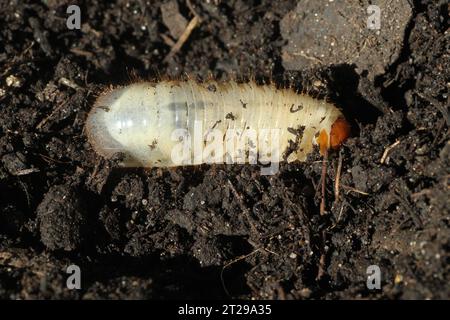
xmin=86 ymin=80 xmax=349 ymax=167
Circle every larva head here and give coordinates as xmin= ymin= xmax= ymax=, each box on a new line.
xmin=317 ymin=117 xmax=350 ymax=155
xmin=330 ymin=117 xmax=350 ymax=149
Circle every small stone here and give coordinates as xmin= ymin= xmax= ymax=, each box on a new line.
xmin=6 ymin=75 xmax=23 ymax=88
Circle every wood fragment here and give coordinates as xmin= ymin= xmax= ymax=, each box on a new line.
xmin=58 ymin=77 xmax=80 ymax=90
xmin=380 ymin=140 xmax=400 ymax=164
xmin=13 ymin=168 xmax=40 ymax=176
xmin=164 ymin=15 xmax=200 ymax=62
xmin=69 ymin=48 xmax=94 ymax=58
xmin=340 ymin=184 xmax=370 ymax=196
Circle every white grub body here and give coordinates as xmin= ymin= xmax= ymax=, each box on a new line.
xmin=86 ymin=80 xmax=345 ymax=167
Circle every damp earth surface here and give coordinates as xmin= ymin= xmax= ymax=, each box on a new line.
xmin=0 ymin=0 xmax=448 ymax=299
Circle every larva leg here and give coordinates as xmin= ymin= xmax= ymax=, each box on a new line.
xmin=286 ymin=128 xmax=316 ymax=162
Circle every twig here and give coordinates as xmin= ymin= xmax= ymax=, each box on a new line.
xmin=393 ymin=193 xmax=422 ymax=228
xmin=411 ymin=189 xmax=432 ymax=199
xmin=330 ymin=202 xmax=346 ymax=230
xmin=38 ymin=153 xmax=71 ymax=164
xmin=69 ymin=48 xmax=94 ymax=58
xmin=291 ymin=51 xmax=323 ymax=64
xmin=18 ymin=179 xmax=32 ymax=209
xmin=227 ymin=179 xmax=258 ymax=234
xmin=186 ymin=0 xmax=199 ymax=17
xmin=380 ymin=140 xmax=400 ymax=164
xmin=337 ymin=202 xmax=345 ymax=222
xmin=13 ymin=168 xmax=40 ymax=176
xmin=1 ymin=41 xmax=35 ymax=77
xmin=316 ymin=229 xmax=327 ymax=281
xmin=160 ymin=33 xmax=176 ymax=47
xmin=58 ymin=77 xmax=80 ymax=90
xmin=340 ymin=184 xmax=369 ymax=196
xmin=316 ymin=250 xmax=326 ymax=281
xmin=220 ymin=248 xmax=262 ymax=297
xmin=163 ymin=15 xmax=200 ymax=62
xmin=36 ymin=99 xmax=69 ymax=130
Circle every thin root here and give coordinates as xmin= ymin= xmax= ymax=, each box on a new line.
xmin=334 ymin=150 xmax=343 ymax=203
xmin=320 ymin=148 xmax=328 ymax=215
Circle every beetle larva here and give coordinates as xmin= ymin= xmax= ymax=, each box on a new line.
xmin=86 ymin=80 xmax=350 ymax=167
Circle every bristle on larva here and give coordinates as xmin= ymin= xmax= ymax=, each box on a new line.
xmin=86 ymin=80 xmax=349 ymax=167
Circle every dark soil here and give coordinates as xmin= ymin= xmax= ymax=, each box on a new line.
xmin=0 ymin=0 xmax=448 ymax=299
